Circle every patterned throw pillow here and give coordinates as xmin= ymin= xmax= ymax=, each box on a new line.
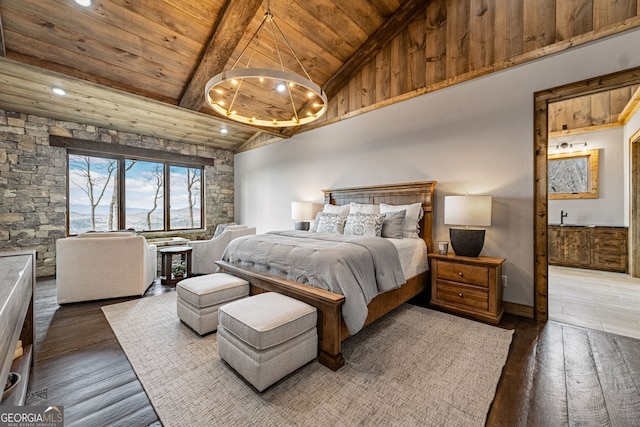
xmin=344 ymin=212 xmax=385 ymax=236
xmin=315 ymin=213 xmax=347 ymax=234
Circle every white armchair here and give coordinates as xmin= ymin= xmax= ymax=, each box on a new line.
xmin=56 ymin=232 xmax=157 ymax=304
xmin=189 ymin=225 xmax=256 ymax=275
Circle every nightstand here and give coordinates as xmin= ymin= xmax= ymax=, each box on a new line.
xmin=428 ymin=253 xmax=505 ymax=324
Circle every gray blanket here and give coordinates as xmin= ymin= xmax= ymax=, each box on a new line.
xmin=221 ymin=230 xmax=406 ymax=334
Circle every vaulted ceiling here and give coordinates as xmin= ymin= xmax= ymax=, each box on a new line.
xmin=1 ymin=0 xmax=639 ymax=153
xmin=0 ymin=0 xmax=426 ymax=152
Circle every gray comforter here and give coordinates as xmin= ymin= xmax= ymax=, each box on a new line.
xmin=221 ymin=230 xmax=406 ymax=334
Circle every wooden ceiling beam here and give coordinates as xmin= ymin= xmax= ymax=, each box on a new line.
xmin=0 ymin=10 xmax=6 ymax=57
xmin=179 ymin=0 xmax=263 ymax=111
xmin=322 ymin=0 xmax=430 ymax=98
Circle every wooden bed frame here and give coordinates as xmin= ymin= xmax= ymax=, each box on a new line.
xmin=217 ymin=181 xmax=437 ymax=370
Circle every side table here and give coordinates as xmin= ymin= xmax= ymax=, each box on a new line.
xmin=428 ymin=253 xmax=505 ymax=324
xmin=160 ymin=246 xmax=193 ymax=286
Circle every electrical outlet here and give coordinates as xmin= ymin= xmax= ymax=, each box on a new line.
xmin=502 ymin=275 xmax=507 ymax=287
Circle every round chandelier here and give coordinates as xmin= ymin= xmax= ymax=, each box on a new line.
xmin=205 ymin=8 xmax=328 ymax=128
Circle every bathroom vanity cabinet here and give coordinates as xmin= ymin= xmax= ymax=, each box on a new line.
xmin=548 ymin=225 xmax=628 ymax=272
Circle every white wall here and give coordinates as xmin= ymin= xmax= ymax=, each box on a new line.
xmin=234 ymin=28 xmax=640 ymax=307
xmin=548 ymin=128 xmax=625 ymax=226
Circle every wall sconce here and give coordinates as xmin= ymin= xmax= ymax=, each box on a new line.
xmin=444 ymin=195 xmax=492 ymax=257
xmin=291 ymin=202 xmax=314 ymax=231
xmin=553 ymin=141 xmax=588 ymax=153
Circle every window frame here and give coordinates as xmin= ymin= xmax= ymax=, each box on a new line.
xmin=65 ymin=148 xmax=206 ymax=235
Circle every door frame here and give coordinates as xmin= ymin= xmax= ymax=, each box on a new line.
xmin=533 ymin=66 xmax=640 ymax=321
xmin=631 ymin=128 xmax=640 ymax=276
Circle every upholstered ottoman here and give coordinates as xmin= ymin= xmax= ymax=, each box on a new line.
xmin=218 ymin=292 xmax=318 ymax=392
xmin=176 ymin=273 xmax=249 ymax=335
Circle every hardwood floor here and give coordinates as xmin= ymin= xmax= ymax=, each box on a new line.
xmin=549 ymin=265 xmax=640 ymax=339
xmin=26 ymin=277 xmax=640 ymax=426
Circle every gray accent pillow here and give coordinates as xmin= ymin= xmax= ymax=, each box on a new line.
xmin=315 ymin=213 xmax=347 ymax=234
xmin=381 ymin=210 xmax=406 ymax=238
xmin=344 ymin=212 xmax=385 ymax=237
xmin=214 ymin=222 xmax=237 ymax=238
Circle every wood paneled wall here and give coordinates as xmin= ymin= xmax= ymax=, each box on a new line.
xmin=549 ymin=84 xmax=640 ymax=133
xmin=310 ymin=0 xmax=640 ymax=129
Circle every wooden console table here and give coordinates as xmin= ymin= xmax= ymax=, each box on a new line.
xmin=0 ymin=251 xmax=35 ymax=406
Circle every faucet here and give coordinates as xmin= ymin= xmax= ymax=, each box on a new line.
xmin=560 ymin=210 xmax=568 ymax=225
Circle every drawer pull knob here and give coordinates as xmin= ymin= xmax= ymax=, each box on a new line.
xmin=458 ymin=293 xmax=463 ymax=297
xmin=458 ymin=272 xmax=463 ymax=277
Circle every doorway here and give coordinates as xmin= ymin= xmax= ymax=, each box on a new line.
xmin=533 ymin=66 xmax=640 ymax=322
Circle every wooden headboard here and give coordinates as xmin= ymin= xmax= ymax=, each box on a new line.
xmin=322 ymin=181 xmax=437 ymax=254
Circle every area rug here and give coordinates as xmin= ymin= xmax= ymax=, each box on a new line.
xmin=102 ymin=292 xmax=513 ymax=427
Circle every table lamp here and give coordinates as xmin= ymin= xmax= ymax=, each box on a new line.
xmin=291 ymin=202 xmax=314 ymax=231
xmin=444 ymin=195 xmax=492 ymax=257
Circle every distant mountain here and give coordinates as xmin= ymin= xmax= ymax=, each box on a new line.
xmin=69 ymin=204 xmax=200 ymax=234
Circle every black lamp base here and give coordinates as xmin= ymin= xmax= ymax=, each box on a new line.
xmin=449 ymin=228 xmax=485 ymax=257
xmin=294 ymin=221 xmax=310 ymax=231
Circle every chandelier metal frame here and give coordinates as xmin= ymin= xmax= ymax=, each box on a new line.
xmin=205 ymin=8 xmax=328 ymax=128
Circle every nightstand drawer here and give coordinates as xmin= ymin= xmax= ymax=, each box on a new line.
xmin=436 ymin=282 xmax=489 ymax=310
xmin=436 ymin=261 xmax=489 ymax=287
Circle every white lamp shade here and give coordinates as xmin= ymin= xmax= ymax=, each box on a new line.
xmin=444 ymin=195 xmax=492 ymax=227
xmin=291 ymin=202 xmax=314 ymax=221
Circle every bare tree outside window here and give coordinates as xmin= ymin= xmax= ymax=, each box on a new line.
xmin=146 ymin=164 xmax=164 ymax=230
xmin=187 ymin=168 xmax=201 ymax=228
xmin=107 ymin=160 xmax=136 ymax=230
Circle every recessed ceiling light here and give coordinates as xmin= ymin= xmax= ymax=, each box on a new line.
xmin=52 ymin=87 xmax=66 ymax=96
xmin=276 ymin=83 xmax=286 ymax=92
xmin=74 ymin=0 xmax=92 ymax=6
xmin=220 ymin=128 xmax=228 ymax=134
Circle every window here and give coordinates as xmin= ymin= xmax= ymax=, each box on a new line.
xmin=170 ymin=165 xmax=202 ymax=229
xmin=68 ymin=154 xmax=119 ymax=235
xmin=125 ymin=160 xmax=164 ymax=231
xmin=68 ymin=153 xmax=204 ymax=234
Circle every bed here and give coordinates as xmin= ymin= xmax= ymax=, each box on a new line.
xmin=216 ymin=181 xmax=436 ymax=370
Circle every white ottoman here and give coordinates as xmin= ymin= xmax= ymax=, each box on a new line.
xmin=218 ymin=292 xmax=318 ymax=392
xmin=176 ymin=273 xmax=249 ymax=335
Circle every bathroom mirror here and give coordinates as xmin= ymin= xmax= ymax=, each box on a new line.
xmin=548 ymin=148 xmax=599 ymax=199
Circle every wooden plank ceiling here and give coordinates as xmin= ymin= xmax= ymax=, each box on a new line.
xmin=0 ymin=0 xmax=424 ymax=151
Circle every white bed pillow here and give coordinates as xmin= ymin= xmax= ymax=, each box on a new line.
xmin=344 ymin=213 xmax=385 ymax=236
xmin=380 ymin=202 xmax=423 ymax=238
xmin=323 ymin=204 xmax=350 ymax=215
xmin=314 ymin=212 xmax=347 ymax=234
xmin=349 ymin=202 xmax=380 ymax=214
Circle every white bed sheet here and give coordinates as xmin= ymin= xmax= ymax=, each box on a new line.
xmin=388 ymin=238 xmax=429 ymax=280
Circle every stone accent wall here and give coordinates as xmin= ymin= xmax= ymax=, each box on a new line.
xmin=0 ymin=110 xmax=235 ymax=277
